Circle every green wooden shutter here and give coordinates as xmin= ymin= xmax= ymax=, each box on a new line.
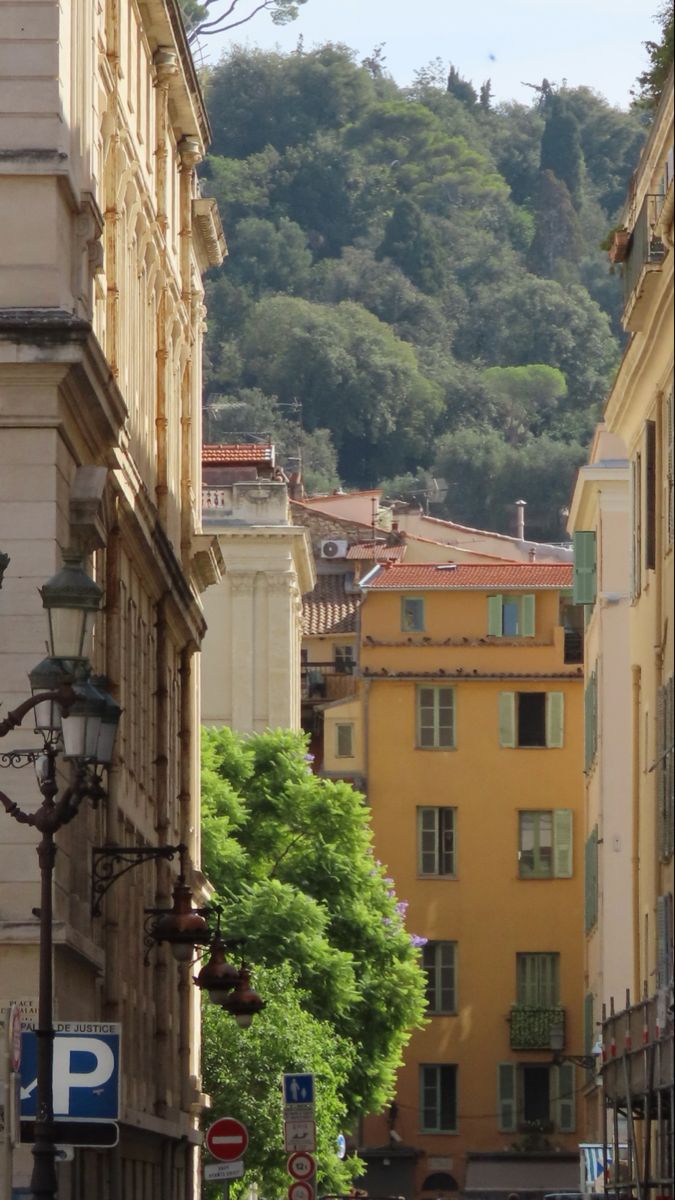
xmin=553 ymin=810 xmax=573 ymax=878
xmin=499 ymin=692 xmax=516 ymax=747
xmin=520 ymin=593 xmax=536 ymax=636
xmin=584 ymin=671 xmax=598 ymax=773
xmin=546 ymin=692 xmax=564 ymax=747
xmin=573 ymin=531 xmax=597 ymax=605
xmin=556 ymin=1063 xmax=576 ymax=1131
xmin=488 ymin=595 xmax=503 ymax=636
xmin=656 ymin=894 xmax=673 ymax=989
xmin=497 ymin=1063 xmax=517 ymax=1131
xmin=584 ymin=827 xmax=599 ymax=932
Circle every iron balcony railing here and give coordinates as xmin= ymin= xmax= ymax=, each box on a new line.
xmin=301 ymin=661 xmax=356 ymax=703
xmin=623 ymin=193 xmax=667 ymax=308
xmin=509 ymin=1004 xmax=565 ymax=1050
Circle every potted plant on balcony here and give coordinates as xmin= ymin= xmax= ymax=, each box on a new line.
xmin=605 ymin=226 xmax=631 ymax=263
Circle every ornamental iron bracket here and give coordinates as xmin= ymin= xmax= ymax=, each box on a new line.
xmin=91 ymin=842 xmax=186 ymax=916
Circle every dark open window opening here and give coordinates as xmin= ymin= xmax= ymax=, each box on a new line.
xmin=518 ymin=693 xmax=546 ymax=747
xmin=522 ymin=1065 xmax=550 ymax=1123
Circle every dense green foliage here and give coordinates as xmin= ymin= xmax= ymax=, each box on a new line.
xmin=200 ymin=727 xmax=427 ymax=1196
xmin=633 ymin=3 xmax=674 ymax=109
xmin=200 ymin=45 xmax=648 ymax=538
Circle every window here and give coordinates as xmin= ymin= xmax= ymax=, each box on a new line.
xmin=518 ymin=811 xmax=573 ymax=878
xmin=401 ymin=596 xmax=424 ymax=631
xmin=417 ymin=686 xmax=455 ymax=749
xmin=645 ymin=419 xmax=656 ymax=572
xmin=656 ymin=893 xmax=673 ymax=990
xmin=487 ymin=593 xmax=535 ymax=637
xmin=334 ymin=645 xmax=355 ymax=674
xmin=631 ymin=452 xmax=642 ymax=599
xmin=335 ymin=723 xmax=354 ymax=758
xmin=499 ymin=692 xmax=564 ymax=748
xmin=573 ymin=531 xmax=597 ymax=605
xmin=497 ymin=1063 xmax=575 ymax=1133
xmin=422 ymin=942 xmax=457 ymax=1013
xmin=585 ymin=826 xmax=599 ymax=933
xmin=516 ymin=953 xmax=560 ymax=1007
xmin=666 ymin=387 xmax=674 ymax=547
xmin=420 ymin=1064 xmax=457 ymax=1132
xmin=584 ymin=669 xmax=598 ymax=773
xmin=417 ymin=807 xmax=456 ymax=877
xmin=657 ymin=676 xmax=674 ymax=861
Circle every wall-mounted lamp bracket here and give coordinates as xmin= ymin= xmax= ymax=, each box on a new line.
xmin=551 ymin=1051 xmax=598 ymax=1071
xmin=91 ymin=842 xmax=186 ymax=916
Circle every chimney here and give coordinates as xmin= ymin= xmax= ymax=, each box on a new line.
xmin=515 ymin=499 xmax=526 ymax=541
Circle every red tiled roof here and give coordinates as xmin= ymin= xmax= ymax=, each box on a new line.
xmin=302 ymin=575 xmax=360 ymax=636
xmin=203 ymin=443 xmax=274 ymax=465
xmin=361 ymin=563 xmax=573 ymax=590
xmin=346 ymin=542 xmax=406 ymax=561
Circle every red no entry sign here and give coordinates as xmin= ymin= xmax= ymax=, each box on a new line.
xmin=206 ymin=1116 xmax=249 ymax=1162
xmin=288 ymin=1151 xmax=315 ymax=1181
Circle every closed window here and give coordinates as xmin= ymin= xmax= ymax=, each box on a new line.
xmin=423 ymin=942 xmax=457 ymax=1014
xmin=518 ymin=811 xmax=573 ymax=878
xmin=585 ymin=826 xmax=599 ymax=932
xmin=420 ymin=1064 xmax=457 ymax=1133
xmin=584 ymin=669 xmax=598 ymax=773
xmin=487 ymin=593 xmax=535 ymax=637
xmin=418 ymin=807 xmax=456 ymax=877
xmin=417 ymin=686 xmax=455 ymax=749
xmin=334 ymin=645 xmax=355 ymax=674
xmin=572 ymin=531 xmax=597 ymax=606
xmin=516 ymin=952 xmax=560 ymax=1006
xmin=335 ymin=723 xmax=354 ymax=758
xmin=402 ymin=596 xmax=425 ymax=631
xmin=499 ymin=692 xmax=564 ymax=748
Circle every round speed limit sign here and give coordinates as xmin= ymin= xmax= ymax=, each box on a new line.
xmin=288 ymin=1152 xmax=315 ymax=1181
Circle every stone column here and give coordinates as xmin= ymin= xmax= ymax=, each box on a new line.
xmin=266 ymin=573 xmax=295 ymax=729
xmin=230 ymin=571 xmax=257 ymax=732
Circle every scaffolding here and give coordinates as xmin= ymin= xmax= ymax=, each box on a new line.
xmin=602 ymin=986 xmax=674 ymax=1198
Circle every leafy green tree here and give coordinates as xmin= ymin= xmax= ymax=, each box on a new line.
xmin=446 ymin=64 xmax=478 ymax=107
xmin=239 ymin=296 xmax=442 ymax=480
xmin=528 ymin=170 xmax=584 ymax=278
xmin=180 ymin=0 xmax=308 ymax=42
xmin=202 ymin=965 xmax=356 ymax=1199
xmin=200 ymin=727 xmax=427 ymax=1145
xmin=433 ymin=427 xmax=587 ymax=540
xmin=540 ymin=95 xmax=584 ymax=205
xmin=482 ymin=363 xmax=568 ymax=444
xmin=633 ymin=3 xmax=674 ymax=109
xmin=376 ymin=198 xmax=444 ymax=293
xmin=225 ymin=217 xmax=313 ymax=296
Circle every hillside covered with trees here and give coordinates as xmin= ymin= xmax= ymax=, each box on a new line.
xmin=198 ymin=42 xmax=650 ymax=538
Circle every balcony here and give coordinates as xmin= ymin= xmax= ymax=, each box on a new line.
xmin=509 ymin=1005 xmax=565 ymax=1051
xmin=302 ymin=661 xmax=357 ymax=705
xmin=622 ymin=194 xmax=668 ymax=331
xmin=202 ymin=480 xmax=289 ymax=527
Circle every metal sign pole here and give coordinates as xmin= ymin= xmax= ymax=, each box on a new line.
xmin=223 ymin=1181 xmax=229 ymax=1200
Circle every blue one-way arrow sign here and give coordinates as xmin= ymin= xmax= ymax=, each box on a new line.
xmin=283 ymin=1073 xmax=315 ymax=1107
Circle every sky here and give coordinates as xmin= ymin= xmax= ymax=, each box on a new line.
xmin=201 ymin=0 xmax=662 ymax=109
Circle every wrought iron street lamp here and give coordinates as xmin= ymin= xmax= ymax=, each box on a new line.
xmin=0 ymin=554 xmax=120 ymax=1200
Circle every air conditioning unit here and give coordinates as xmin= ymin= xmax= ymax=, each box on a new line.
xmin=320 ymin=538 xmax=348 ymax=560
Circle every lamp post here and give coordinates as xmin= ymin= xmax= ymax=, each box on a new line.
xmin=0 ymin=552 xmax=120 ymax=1200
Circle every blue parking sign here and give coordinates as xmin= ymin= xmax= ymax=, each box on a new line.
xmin=21 ymin=1024 xmax=120 ymax=1120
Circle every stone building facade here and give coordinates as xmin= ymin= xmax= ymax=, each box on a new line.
xmin=0 ymin=1 xmax=224 ymax=1196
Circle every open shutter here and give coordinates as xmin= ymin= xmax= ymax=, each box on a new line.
xmin=546 ymin=692 xmax=564 ymax=747
xmin=645 ymin=420 xmax=656 ymax=571
xmin=499 ymin=692 xmax=516 ymax=747
xmin=630 ymin=455 xmax=641 ymax=600
xmin=497 ymin=1063 xmax=517 ymax=1131
xmin=488 ymin=595 xmax=503 ymax=636
xmin=553 ymin=810 xmax=573 ymax=877
xmin=520 ymin=594 xmax=536 ymax=636
xmin=656 ymin=894 xmax=673 ymax=989
xmin=556 ymin=1063 xmax=576 ymax=1131
xmin=573 ymin=531 xmax=597 ymax=605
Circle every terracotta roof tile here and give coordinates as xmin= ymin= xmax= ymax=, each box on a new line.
xmin=361 ymin=563 xmax=573 ymax=590
xmin=203 ymin=443 xmax=274 ymax=465
xmin=302 ymin=575 xmax=360 ymax=636
xmin=346 ymin=542 xmax=406 ymax=561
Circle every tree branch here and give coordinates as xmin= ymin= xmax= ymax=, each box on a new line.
xmin=189 ymin=0 xmax=273 ymax=42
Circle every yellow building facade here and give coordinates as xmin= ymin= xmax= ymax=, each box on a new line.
xmin=571 ymin=73 xmax=674 ymax=1196
xmin=0 ymin=0 xmax=224 ymax=1195
xmin=324 ymin=562 xmax=585 ymax=1197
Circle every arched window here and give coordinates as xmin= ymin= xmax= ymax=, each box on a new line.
xmin=421 ymin=1172 xmax=458 ymax=1192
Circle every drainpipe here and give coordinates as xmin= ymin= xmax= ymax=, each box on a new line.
xmin=631 ymin=664 xmax=641 ymax=999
